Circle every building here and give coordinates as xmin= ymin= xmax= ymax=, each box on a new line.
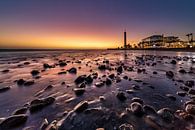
xmin=138 ymin=35 xmax=184 ymax=48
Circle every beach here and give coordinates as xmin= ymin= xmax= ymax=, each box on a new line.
xmin=0 ymin=50 xmax=195 ymax=130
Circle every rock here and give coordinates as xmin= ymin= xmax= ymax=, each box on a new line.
xmin=45 ymin=120 xmax=57 ymax=130
xmin=130 ymin=102 xmax=144 ymax=116
xmin=79 ymin=83 xmax=86 ymax=88
xmin=117 ymin=66 xmax=123 ymax=73
xmin=99 ymin=96 xmax=106 ymax=101
xmin=58 ymin=71 xmax=67 ymax=75
xmin=116 ymin=92 xmax=127 ymax=101
xmin=31 ymin=70 xmax=40 ymax=76
xmin=73 ymin=101 xmax=88 ymax=113
xmin=185 ymin=104 xmax=195 ymax=115
xmin=143 ymin=105 xmax=156 ymax=115
xmin=0 ymin=86 xmax=10 ymax=93
xmin=29 ymin=97 xmax=55 ymax=113
xmin=43 ymin=63 xmax=52 ymax=69
xmin=177 ymin=91 xmax=186 ymax=97
xmin=0 ymin=114 xmax=28 ymax=129
xmin=144 ymin=115 xmax=162 ymax=130
xmin=1 ymin=69 xmax=9 ymax=73
xmin=74 ymin=75 xmax=86 ymax=84
xmin=189 ymin=89 xmax=195 ymax=95
xmin=44 ymin=85 xmax=53 ymax=90
xmin=98 ymin=65 xmax=107 ymax=70
xmin=40 ymin=118 xmax=49 ymax=130
xmin=175 ymin=110 xmax=194 ymax=121
xmin=157 ymin=108 xmax=174 ymax=123
xmin=179 ymin=69 xmax=186 ymax=73
xmin=68 ymin=67 xmax=77 ymax=74
xmin=180 ymin=86 xmax=189 ymax=91
xmin=185 ymin=80 xmax=194 ymax=87
xmin=73 ymin=88 xmax=85 ymax=96
xmin=105 ymin=78 xmax=112 ymax=85
xmin=96 ymin=128 xmax=105 ymax=130
xmin=17 ymin=79 xmax=25 ymax=85
xmin=59 ymin=62 xmax=67 ymax=67
xmin=166 ymin=71 xmax=174 ymax=78
xmin=108 ymin=74 xmax=114 ymax=79
xmin=170 ymin=60 xmax=177 ymax=64
xmin=132 ymin=85 xmax=140 ymax=90
xmin=126 ymin=89 xmax=135 ymax=94
xmin=24 ymin=80 xmax=34 ymax=86
xmin=131 ymin=97 xmax=144 ymax=105
xmin=85 ymin=75 xmax=93 ymax=84
xmin=95 ymin=82 xmax=104 ymax=87
xmin=61 ymin=82 xmax=65 ymax=85
xmin=123 ymin=76 xmax=128 ymax=80
xmin=153 ymin=71 xmax=157 ymax=74
xmin=119 ymin=123 xmax=134 ymax=130
xmin=12 ymin=107 xmax=28 ymax=115
xmin=166 ymin=94 xmax=176 ymax=101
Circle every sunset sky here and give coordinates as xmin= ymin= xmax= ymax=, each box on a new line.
xmin=0 ymin=0 xmax=195 ymax=49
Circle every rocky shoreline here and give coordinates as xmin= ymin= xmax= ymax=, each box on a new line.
xmin=0 ymin=50 xmax=194 ymax=130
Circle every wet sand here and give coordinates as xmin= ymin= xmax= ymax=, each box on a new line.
xmin=0 ymin=50 xmax=195 ymax=130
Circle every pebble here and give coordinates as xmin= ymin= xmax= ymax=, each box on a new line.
xmin=31 ymin=70 xmax=40 ymax=76
xmin=105 ymin=78 xmax=112 ymax=85
xmin=74 ymin=75 xmax=86 ymax=84
xmin=119 ymin=123 xmax=134 ymax=130
xmin=116 ymin=92 xmax=127 ymax=101
xmin=24 ymin=80 xmax=35 ymax=86
xmin=68 ymin=67 xmax=77 ymax=74
xmin=17 ymin=79 xmax=25 ymax=85
xmin=117 ymin=66 xmax=123 ymax=73
xmin=131 ymin=97 xmax=144 ymax=105
xmin=73 ymin=88 xmax=85 ymax=96
xmin=185 ymin=104 xmax=195 ymax=115
xmin=95 ymin=82 xmax=104 ymax=87
xmin=130 ymin=102 xmax=144 ymax=116
xmin=29 ymin=97 xmax=55 ymax=113
xmin=157 ymin=108 xmax=174 ymax=123
xmin=166 ymin=71 xmax=174 ymax=78
xmin=73 ymin=101 xmax=88 ymax=113
xmin=0 ymin=86 xmax=10 ymax=93
xmin=189 ymin=89 xmax=195 ymax=95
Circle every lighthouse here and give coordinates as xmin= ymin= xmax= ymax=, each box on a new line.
xmin=124 ymin=31 xmax=127 ymax=49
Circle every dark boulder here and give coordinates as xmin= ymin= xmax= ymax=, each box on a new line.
xmin=12 ymin=107 xmax=28 ymax=115
xmin=29 ymin=97 xmax=55 ymax=113
xmin=0 ymin=86 xmax=10 ymax=93
xmin=157 ymin=108 xmax=174 ymax=123
xmin=74 ymin=75 xmax=86 ymax=84
xmin=0 ymin=114 xmax=28 ymax=129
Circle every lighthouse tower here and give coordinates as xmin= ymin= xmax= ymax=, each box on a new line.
xmin=124 ymin=30 xmax=127 ymax=49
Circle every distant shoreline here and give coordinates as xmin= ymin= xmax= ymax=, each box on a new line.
xmin=0 ymin=49 xmax=104 ymax=52
xmin=0 ymin=48 xmax=195 ymax=52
